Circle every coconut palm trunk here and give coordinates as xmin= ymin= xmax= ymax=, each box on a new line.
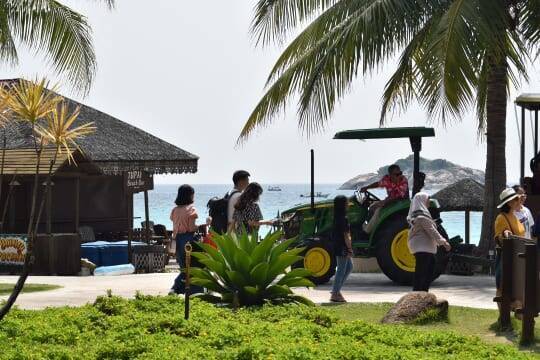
xmin=478 ymin=60 xmax=508 ymax=255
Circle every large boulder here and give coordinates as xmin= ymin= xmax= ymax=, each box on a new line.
xmin=381 ymin=292 xmax=449 ymax=324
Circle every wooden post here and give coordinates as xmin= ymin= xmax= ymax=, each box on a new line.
xmin=46 ymin=180 xmax=52 ymax=235
xmin=499 ymin=238 xmax=513 ymax=329
xmin=128 ymin=193 xmax=133 ymax=263
xmin=521 ymin=106 xmax=526 ymax=182
xmin=144 ymin=190 xmax=150 ymax=244
xmin=75 ymin=177 xmax=80 ymax=232
xmin=310 ymin=149 xmax=314 ymax=213
xmin=535 ymin=110 xmax=538 ymax=157
xmin=464 ymin=210 xmax=470 ymax=245
xmin=521 ymin=243 xmax=537 ymax=344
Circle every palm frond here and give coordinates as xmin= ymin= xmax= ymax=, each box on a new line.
xmin=380 ymin=16 xmax=439 ymax=125
xmin=0 ymin=3 xmax=18 ymax=65
xmin=240 ymin=0 xmax=445 ymax=143
xmin=35 ymin=102 xmax=95 ymax=163
xmin=7 ymin=0 xmax=97 ymax=94
xmin=4 ymin=78 xmax=61 ymax=124
xmin=519 ymin=0 xmax=540 ymax=54
xmin=251 ymin=0 xmax=338 ymax=46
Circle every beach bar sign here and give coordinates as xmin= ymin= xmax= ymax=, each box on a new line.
xmin=124 ymin=170 xmax=154 ymax=194
xmin=0 ymin=235 xmax=26 ymax=266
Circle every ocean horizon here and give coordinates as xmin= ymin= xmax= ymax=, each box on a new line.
xmin=134 ymin=184 xmax=482 ymax=245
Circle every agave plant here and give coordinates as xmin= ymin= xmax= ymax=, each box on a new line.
xmin=190 ymin=230 xmax=315 ymax=307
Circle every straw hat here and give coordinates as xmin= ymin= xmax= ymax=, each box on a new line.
xmin=497 ymin=188 xmax=521 ymax=208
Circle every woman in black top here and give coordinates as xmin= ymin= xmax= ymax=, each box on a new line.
xmin=232 ymin=182 xmax=273 ymax=234
xmin=331 ymin=195 xmax=353 ymax=302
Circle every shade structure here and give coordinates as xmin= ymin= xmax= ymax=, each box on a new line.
xmin=1 ymin=79 xmax=198 ymax=175
xmin=432 ymin=178 xmax=484 ymax=212
xmin=432 ymin=178 xmax=484 ymax=245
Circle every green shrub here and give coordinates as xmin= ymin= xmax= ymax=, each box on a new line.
xmin=0 ymin=296 xmax=531 ymax=359
xmin=190 ymin=230 xmax=314 ymax=306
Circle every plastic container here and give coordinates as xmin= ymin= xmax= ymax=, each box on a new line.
xmin=80 ymin=241 xmax=109 ymax=267
xmin=80 ymin=241 xmax=145 ymax=267
xmin=100 ymin=243 xmax=128 ymax=267
xmin=94 ymin=263 xmax=135 ymax=276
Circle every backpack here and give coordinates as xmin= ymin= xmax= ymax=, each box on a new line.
xmin=207 ymin=190 xmax=240 ymax=234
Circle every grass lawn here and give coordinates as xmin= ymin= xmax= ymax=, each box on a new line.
xmin=0 ymin=283 xmax=61 ymax=296
xmin=0 ymin=294 xmax=535 ymax=359
xmin=324 ymin=302 xmax=540 ymax=354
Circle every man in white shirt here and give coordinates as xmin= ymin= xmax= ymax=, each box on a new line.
xmin=227 ymin=170 xmax=250 ymax=232
xmin=513 ymin=185 xmax=535 ymax=238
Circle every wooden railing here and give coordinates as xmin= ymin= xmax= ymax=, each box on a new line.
xmin=493 ymin=236 xmax=538 ymax=344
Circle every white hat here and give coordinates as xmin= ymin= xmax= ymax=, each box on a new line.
xmin=497 ymin=188 xmax=521 ymax=208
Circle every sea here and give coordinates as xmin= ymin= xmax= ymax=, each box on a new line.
xmin=134 ymin=184 xmax=482 ymax=245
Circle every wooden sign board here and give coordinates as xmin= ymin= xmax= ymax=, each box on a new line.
xmin=124 ymin=170 xmax=154 ymax=194
xmin=0 ymin=235 xmax=27 ymax=266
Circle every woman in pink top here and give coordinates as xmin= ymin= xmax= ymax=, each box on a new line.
xmin=170 ymin=185 xmax=202 ymax=295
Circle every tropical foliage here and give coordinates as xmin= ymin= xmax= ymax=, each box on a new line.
xmin=190 ymin=230 xmax=314 ymax=306
xmin=0 ymin=0 xmax=114 ymax=92
xmin=243 ymin=0 xmax=540 ymax=254
xmin=0 ymin=78 xmax=95 ymax=321
xmin=0 ymin=294 xmax=531 ymax=359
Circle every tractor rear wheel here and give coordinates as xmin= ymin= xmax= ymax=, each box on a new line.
xmin=293 ymin=240 xmax=336 ymax=285
xmin=375 ymin=216 xmax=447 ymax=285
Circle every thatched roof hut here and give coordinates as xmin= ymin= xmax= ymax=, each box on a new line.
xmin=432 ymin=178 xmax=484 ymax=244
xmin=432 ymin=178 xmax=484 ymax=212
xmin=1 ymin=79 xmax=198 ymax=175
xmin=0 ymin=78 xmax=199 ymax=241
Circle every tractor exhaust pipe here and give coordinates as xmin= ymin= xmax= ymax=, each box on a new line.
xmin=311 ymin=149 xmax=315 ymax=212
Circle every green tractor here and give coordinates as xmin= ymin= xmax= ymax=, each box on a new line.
xmin=281 ymin=127 xmax=457 ymax=285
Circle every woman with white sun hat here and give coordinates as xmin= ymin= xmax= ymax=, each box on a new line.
xmin=493 ymin=187 xmax=525 ymax=296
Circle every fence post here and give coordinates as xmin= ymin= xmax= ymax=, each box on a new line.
xmin=521 ymin=243 xmax=537 ymax=344
xmin=499 ymin=238 xmax=513 ymax=329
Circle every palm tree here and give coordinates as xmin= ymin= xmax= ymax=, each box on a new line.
xmin=0 ymin=78 xmax=95 ymax=321
xmin=0 ymin=0 xmax=114 ymax=93
xmin=241 ymin=0 xmax=540 ymax=255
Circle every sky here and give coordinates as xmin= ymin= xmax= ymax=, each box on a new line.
xmin=1 ymin=0 xmax=539 ymax=185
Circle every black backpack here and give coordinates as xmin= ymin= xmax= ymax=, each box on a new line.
xmin=207 ymin=190 xmax=240 ymax=234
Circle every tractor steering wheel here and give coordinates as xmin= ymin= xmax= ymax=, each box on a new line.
xmin=364 ymin=190 xmax=381 ymax=202
xmin=354 ymin=189 xmax=381 ymax=204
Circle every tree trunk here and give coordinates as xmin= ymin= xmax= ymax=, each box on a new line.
xmin=0 ymin=148 xmax=42 ymax=321
xmin=478 ymin=60 xmax=508 ymax=256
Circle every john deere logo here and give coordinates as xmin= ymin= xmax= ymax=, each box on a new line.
xmin=0 ymin=236 xmax=26 ymax=265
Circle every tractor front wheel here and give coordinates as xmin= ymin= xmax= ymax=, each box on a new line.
xmin=293 ymin=240 xmax=336 ymax=285
xmin=375 ymin=216 xmax=448 ymax=285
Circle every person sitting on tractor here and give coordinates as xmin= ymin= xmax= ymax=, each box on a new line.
xmin=360 ymin=164 xmax=409 ymax=233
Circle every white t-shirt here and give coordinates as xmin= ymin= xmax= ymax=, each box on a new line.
xmin=515 ymin=206 xmax=535 ymax=239
xmin=227 ymin=190 xmax=242 ymax=223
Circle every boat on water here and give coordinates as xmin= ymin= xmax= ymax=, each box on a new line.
xmin=268 ymin=186 xmax=282 ymax=191
xmin=300 ymin=192 xmax=330 ymax=199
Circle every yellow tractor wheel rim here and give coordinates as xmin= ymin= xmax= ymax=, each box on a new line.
xmin=304 ymin=247 xmax=331 ymax=277
xmin=390 ymin=229 xmax=415 ymax=272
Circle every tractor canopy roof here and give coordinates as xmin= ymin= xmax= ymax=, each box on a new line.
xmin=516 ymin=93 xmax=540 ymax=111
xmin=333 ymin=127 xmax=435 ymax=140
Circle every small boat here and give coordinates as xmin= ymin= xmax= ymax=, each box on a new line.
xmin=268 ymin=186 xmax=282 ymax=191
xmin=300 ymin=192 xmax=330 ymax=198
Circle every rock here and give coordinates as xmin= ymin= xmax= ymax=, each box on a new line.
xmin=340 ymin=155 xmax=484 ymax=190
xmin=381 ymin=292 xmax=449 ymax=324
